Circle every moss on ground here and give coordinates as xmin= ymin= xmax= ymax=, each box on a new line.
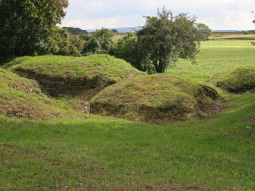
xmin=209 ymin=66 xmax=255 ymax=93
xmin=90 ymin=74 xmax=221 ymax=124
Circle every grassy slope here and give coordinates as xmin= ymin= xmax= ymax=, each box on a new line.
xmin=0 ymin=68 xmax=106 ymax=120
xmin=2 ymin=54 xmax=145 ymax=114
xmin=209 ymin=65 xmax=255 ymax=93
xmin=7 ymin=54 xmax=144 ymax=82
xmin=1 ymin=40 xmax=255 ymax=190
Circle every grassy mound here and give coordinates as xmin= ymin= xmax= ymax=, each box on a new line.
xmin=209 ymin=66 xmax=255 ymax=93
xmin=90 ymin=74 xmax=221 ymax=124
xmin=6 ymin=54 xmax=145 ymax=97
xmin=0 ymin=68 xmax=91 ymax=120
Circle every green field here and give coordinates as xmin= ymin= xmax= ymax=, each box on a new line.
xmin=1 ymin=40 xmax=255 ymax=190
xmin=169 ymin=40 xmax=255 ymax=82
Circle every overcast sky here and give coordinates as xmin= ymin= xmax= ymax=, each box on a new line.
xmin=58 ymin=0 xmax=255 ymax=30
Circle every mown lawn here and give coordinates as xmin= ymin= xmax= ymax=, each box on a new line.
xmin=1 ymin=39 xmax=255 ymax=190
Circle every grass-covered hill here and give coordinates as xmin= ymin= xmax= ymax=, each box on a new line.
xmin=91 ymin=74 xmax=221 ymax=124
xmin=0 ymin=68 xmax=95 ymax=120
xmin=209 ymin=65 xmax=255 ymax=93
xmin=0 ymin=54 xmax=144 ymax=120
xmin=1 ymin=40 xmax=255 ymax=190
xmin=6 ymin=54 xmax=145 ymax=98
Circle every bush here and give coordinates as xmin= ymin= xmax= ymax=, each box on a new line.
xmin=50 ymin=27 xmax=84 ymax=57
xmin=82 ymin=28 xmax=114 ymax=55
xmin=109 ymin=32 xmax=144 ymax=71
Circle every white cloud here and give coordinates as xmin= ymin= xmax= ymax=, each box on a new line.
xmin=59 ymin=0 xmax=255 ymax=30
xmin=61 ymin=14 xmax=146 ymax=29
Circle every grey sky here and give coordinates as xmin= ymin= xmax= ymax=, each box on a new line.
xmin=58 ymin=0 xmax=255 ymax=30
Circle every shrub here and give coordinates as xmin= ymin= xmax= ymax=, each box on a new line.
xmin=109 ymin=32 xmax=144 ymax=71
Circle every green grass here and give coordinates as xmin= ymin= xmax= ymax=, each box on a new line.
xmin=91 ymin=74 xmax=220 ymax=124
xmin=0 ymin=68 xmax=105 ymax=120
xmin=1 ymin=39 xmax=255 ymax=190
xmin=1 ymin=93 xmax=255 ymax=190
xmin=168 ymin=40 xmax=255 ymax=83
xmin=209 ymin=65 xmax=255 ymax=93
xmin=6 ymin=54 xmax=144 ymax=82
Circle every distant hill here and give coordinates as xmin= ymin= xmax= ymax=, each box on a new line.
xmin=87 ymin=28 xmax=254 ymax=33
xmin=86 ymin=26 xmax=143 ymax=33
xmin=212 ymin=30 xmax=254 ymax=32
xmin=62 ymin=27 xmax=88 ymax=35
xmin=63 ymin=26 xmax=254 ymax=34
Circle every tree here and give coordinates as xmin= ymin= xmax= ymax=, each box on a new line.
xmin=82 ymin=28 xmax=114 ymax=55
xmin=94 ymin=28 xmax=115 ymax=39
xmin=62 ymin=27 xmax=88 ymax=35
xmin=112 ymin=29 xmax=118 ymax=33
xmin=109 ymin=32 xmax=143 ymax=70
xmin=50 ymin=26 xmax=84 ymax=57
xmin=0 ymin=0 xmax=68 ymax=64
xmin=197 ymin=23 xmax=212 ymax=40
xmin=135 ymin=7 xmax=205 ymax=73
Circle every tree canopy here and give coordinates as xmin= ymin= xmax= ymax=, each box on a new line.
xmin=82 ymin=28 xmax=115 ymax=55
xmin=197 ymin=23 xmax=212 ymax=39
xmin=135 ymin=7 xmax=205 ymax=73
xmin=62 ymin=27 xmax=88 ymax=35
xmin=0 ymin=0 xmax=69 ymax=63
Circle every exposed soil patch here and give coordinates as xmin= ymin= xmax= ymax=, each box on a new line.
xmin=13 ymin=67 xmax=115 ymax=97
xmin=223 ymin=37 xmax=255 ymax=40
xmin=246 ymin=115 xmax=255 ymax=122
xmin=211 ymin=32 xmax=246 ymax=37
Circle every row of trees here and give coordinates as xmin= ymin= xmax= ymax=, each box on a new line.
xmin=0 ymin=1 xmax=211 ymax=73
xmin=62 ymin=27 xmax=88 ymax=35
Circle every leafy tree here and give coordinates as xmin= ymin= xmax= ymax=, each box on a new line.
xmin=82 ymin=28 xmax=114 ymax=55
xmin=109 ymin=32 xmax=143 ymax=70
xmin=83 ymin=37 xmax=100 ymax=55
xmin=94 ymin=28 xmax=115 ymax=39
xmin=112 ymin=29 xmax=118 ymax=33
xmin=135 ymin=7 xmax=205 ymax=73
xmin=197 ymin=23 xmax=212 ymax=40
xmin=0 ymin=0 xmax=68 ymax=64
xmin=50 ymin=26 xmax=83 ymax=56
xmin=79 ymin=33 xmax=91 ymax=41
xmin=62 ymin=27 xmax=88 ymax=35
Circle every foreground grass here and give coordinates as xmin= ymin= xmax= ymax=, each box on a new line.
xmin=1 ymin=92 xmax=255 ymax=190
xmin=1 ymin=39 xmax=255 ymax=190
